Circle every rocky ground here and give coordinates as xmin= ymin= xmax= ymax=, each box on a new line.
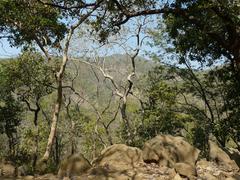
xmin=1 ymin=135 xmax=240 ymax=179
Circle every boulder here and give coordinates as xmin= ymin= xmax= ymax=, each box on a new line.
xmin=173 ymin=174 xmax=183 ymax=180
xmin=17 ymin=165 xmax=27 ymax=177
xmin=174 ymin=162 xmax=196 ymax=179
xmin=202 ymin=173 xmax=218 ymax=180
xmin=35 ymin=160 xmax=47 ymax=175
xmin=0 ymin=162 xmax=16 ymax=178
xmin=209 ymin=140 xmax=239 ymax=172
xmin=142 ymin=135 xmax=200 ymax=167
xmin=196 ymin=159 xmax=240 ymax=179
xmin=24 ymin=176 xmax=35 ymax=180
xmin=227 ymin=148 xmax=240 ymax=167
xmin=35 ymin=173 xmax=58 ymax=180
xmin=93 ymin=144 xmax=143 ymax=171
xmin=58 ymin=153 xmax=91 ymax=179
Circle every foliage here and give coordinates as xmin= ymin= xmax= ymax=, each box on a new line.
xmin=162 ymin=0 xmax=240 ymax=67
xmin=133 ymin=66 xmax=186 ymax=146
xmin=0 ymin=0 xmax=66 ymax=48
xmin=4 ymin=51 xmax=55 ymax=104
xmin=0 ymin=63 xmax=22 ymax=156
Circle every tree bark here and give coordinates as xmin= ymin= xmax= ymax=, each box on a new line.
xmin=41 ymin=58 xmax=65 ymax=162
xmin=32 ymin=103 xmax=40 ymax=172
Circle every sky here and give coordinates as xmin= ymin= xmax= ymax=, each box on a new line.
xmin=0 ymin=38 xmax=21 ymax=58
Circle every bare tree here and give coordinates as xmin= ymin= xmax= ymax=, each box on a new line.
xmin=75 ymin=18 xmax=148 ymax=144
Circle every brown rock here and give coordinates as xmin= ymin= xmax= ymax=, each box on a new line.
xmin=196 ymin=159 xmax=212 ymax=169
xmin=209 ymin=140 xmax=239 ymax=172
xmin=173 ymin=173 xmax=183 ymax=180
xmin=0 ymin=162 xmax=16 ymax=177
xmin=202 ymin=173 xmax=218 ymax=180
xmin=174 ymin=162 xmax=196 ymax=179
xmin=17 ymin=165 xmax=27 ymax=177
xmin=22 ymin=176 xmax=35 ymax=180
xmin=227 ymin=148 xmax=240 ymax=168
xmin=142 ymin=135 xmax=200 ymax=167
xmin=35 ymin=173 xmax=58 ymax=180
xmin=166 ymin=168 xmax=177 ymax=179
xmin=225 ymin=177 xmax=236 ymax=180
xmin=93 ymin=144 xmax=143 ymax=171
xmin=58 ymin=153 xmax=91 ymax=178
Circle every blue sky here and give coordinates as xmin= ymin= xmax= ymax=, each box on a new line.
xmin=0 ymin=38 xmax=21 ymax=58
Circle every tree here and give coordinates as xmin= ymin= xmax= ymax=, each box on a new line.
xmin=3 ymin=51 xmax=55 ymax=170
xmin=0 ymin=0 xmax=67 ymax=58
xmin=134 ymin=65 xmax=188 ymax=147
xmin=163 ymin=1 xmax=239 ymax=70
xmin=0 ymin=63 xmax=22 ymax=157
xmin=2 ymin=0 xmax=238 ymax=164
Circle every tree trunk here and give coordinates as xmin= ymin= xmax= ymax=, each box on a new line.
xmin=54 ymin=134 xmax=61 ymax=166
xmin=40 ymin=6 xmax=98 ymax=162
xmin=32 ymin=105 xmax=40 ymax=172
xmin=71 ymin=120 xmax=76 ymax=154
xmin=41 ymin=52 xmax=68 ymax=162
xmin=120 ymin=98 xmax=133 ymax=145
xmin=41 ymin=79 xmax=63 ymax=162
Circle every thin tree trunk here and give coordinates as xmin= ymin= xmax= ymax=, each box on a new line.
xmin=32 ymin=104 xmax=40 ymax=171
xmin=55 ymin=134 xmax=60 ymax=166
xmin=120 ymin=98 xmax=133 ymax=145
xmin=41 ymin=51 xmax=68 ymax=162
xmin=41 ymin=75 xmax=63 ymax=162
xmin=71 ymin=120 xmax=76 ymax=154
xmin=40 ymin=4 xmax=100 ymax=163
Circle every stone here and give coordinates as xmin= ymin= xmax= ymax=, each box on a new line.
xmin=173 ymin=173 xmax=183 ymax=180
xmin=225 ymin=177 xmax=236 ymax=180
xmin=17 ymin=165 xmax=27 ymax=176
xmin=0 ymin=162 xmax=16 ymax=177
xmin=58 ymin=153 xmax=91 ymax=178
xmin=166 ymin=168 xmax=177 ymax=179
xmin=142 ymin=135 xmax=200 ymax=167
xmin=35 ymin=173 xmax=58 ymax=180
xmin=202 ymin=173 xmax=218 ymax=180
xmin=197 ymin=159 xmax=212 ymax=169
xmin=93 ymin=144 xmax=143 ymax=171
xmin=22 ymin=176 xmax=35 ymax=180
xmin=227 ymin=148 xmax=240 ymax=167
xmin=209 ymin=140 xmax=239 ymax=172
xmin=174 ymin=162 xmax=196 ymax=178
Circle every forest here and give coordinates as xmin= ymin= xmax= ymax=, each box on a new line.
xmin=0 ymin=0 xmax=240 ymax=179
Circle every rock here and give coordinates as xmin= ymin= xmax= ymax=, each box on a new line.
xmin=58 ymin=153 xmax=91 ymax=178
xmin=22 ymin=175 xmax=35 ymax=180
xmin=142 ymin=135 xmax=200 ymax=167
xmin=196 ymin=159 xmax=212 ymax=169
xmin=196 ymin=159 xmax=240 ymax=180
xmin=63 ymin=177 xmax=71 ymax=180
xmin=202 ymin=173 xmax=218 ymax=180
xmin=209 ymin=140 xmax=239 ymax=172
xmin=93 ymin=144 xmax=143 ymax=171
xmin=165 ymin=168 xmax=177 ymax=179
xmin=232 ymin=174 xmax=240 ymax=180
xmin=17 ymin=165 xmax=27 ymax=176
xmin=35 ymin=173 xmax=58 ymax=180
xmin=173 ymin=173 xmax=183 ymax=180
xmin=174 ymin=162 xmax=196 ymax=179
xmin=227 ymin=148 xmax=240 ymax=167
xmin=0 ymin=162 xmax=16 ymax=177
xmin=225 ymin=177 xmax=236 ymax=180
xmin=35 ymin=160 xmax=47 ymax=175
xmin=77 ymin=167 xmax=131 ymax=180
